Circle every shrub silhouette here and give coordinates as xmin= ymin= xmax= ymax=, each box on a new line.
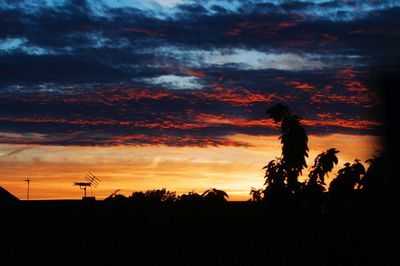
xmin=361 ymin=155 xmax=385 ymax=195
xmin=129 ymin=188 xmax=177 ymax=203
xmin=104 ymin=189 xmax=123 ymax=201
xmin=304 ymin=148 xmax=339 ymax=215
xmin=249 ymin=187 xmax=263 ymax=202
xmin=328 ymin=159 xmax=365 ymax=214
xmin=201 ymin=188 xmax=229 ymax=203
xmin=262 ymin=158 xmax=288 ymax=205
xmin=126 ymin=188 xmax=231 ymax=205
xmin=178 ymin=191 xmax=203 ymax=203
xmin=308 ymin=148 xmax=339 ymax=187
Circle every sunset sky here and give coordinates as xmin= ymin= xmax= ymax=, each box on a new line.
xmin=1 ymin=0 xmax=395 ymax=200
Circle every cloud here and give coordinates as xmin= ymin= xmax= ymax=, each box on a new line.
xmin=0 ymin=37 xmax=51 ymax=55
xmin=90 ymin=0 xmax=400 ymax=21
xmin=0 ymin=82 xmax=384 ymax=147
xmin=149 ymin=46 xmax=328 ymax=71
xmin=142 ymin=75 xmax=203 ymax=90
xmin=5 ymin=146 xmax=32 ymax=156
xmin=203 ymin=50 xmax=326 ymax=71
xmin=0 ymin=0 xmax=390 ymax=147
xmin=154 ymin=0 xmax=184 ymax=8
xmin=0 ymin=38 xmax=25 ymax=51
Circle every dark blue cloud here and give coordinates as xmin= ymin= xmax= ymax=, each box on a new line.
xmin=0 ymin=0 xmax=393 ymax=146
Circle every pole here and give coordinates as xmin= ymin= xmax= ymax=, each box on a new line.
xmin=24 ymin=178 xmax=30 ymax=200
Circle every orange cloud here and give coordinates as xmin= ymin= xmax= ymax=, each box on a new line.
xmin=309 ymin=93 xmax=376 ymax=107
xmin=286 ymin=81 xmax=315 ymax=90
xmin=0 ymin=115 xmax=208 ymax=130
xmin=337 ymin=67 xmax=356 ymax=78
xmin=196 ymin=87 xmax=276 ymax=106
xmin=302 ymin=118 xmax=383 ymax=130
xmin=195 ymin=113 xmax=275 ymax=127
xmin=345 ymin=81 xmax=369 ymax=92
xmin=184 ymin=68 xmax=206 ymax=78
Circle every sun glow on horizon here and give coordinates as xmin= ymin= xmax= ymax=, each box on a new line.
xmin=0 ymin=134 xmax=383 ymax=201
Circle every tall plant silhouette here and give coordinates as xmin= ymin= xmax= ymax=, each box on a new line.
xmin=305 ymin=148 xmax=339 ymax=214
xmin=307 ymin=148 xmax=339 ymax=188
xmin=266 ymin=103 xmax=309 ymax=194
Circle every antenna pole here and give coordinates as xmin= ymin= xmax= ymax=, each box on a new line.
xmin=24 ymin=178 xmax=30 ymax=200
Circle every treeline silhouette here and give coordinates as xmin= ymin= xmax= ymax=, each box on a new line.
xmin=1 ymin=103 xmax=386 ymax=266
xmin=104 ymin=187 xmax=229 ymax=204
xmin=103 ymin=103 xmax=384 ymax=220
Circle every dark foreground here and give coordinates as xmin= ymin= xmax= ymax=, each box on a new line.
xmin=0 ymin=198 xmax=392 ymax=266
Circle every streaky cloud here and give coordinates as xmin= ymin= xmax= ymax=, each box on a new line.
xmin=142 ymin=74 xmax=203 ymax=90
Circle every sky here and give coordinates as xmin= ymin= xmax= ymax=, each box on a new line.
xmin=0 ymin=0 xmax=396 ymax=200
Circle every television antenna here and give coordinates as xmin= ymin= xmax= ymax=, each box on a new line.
xmin=73 ymin=172 xmax=100 ymax=198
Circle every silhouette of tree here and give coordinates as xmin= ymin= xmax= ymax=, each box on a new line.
xmin=304 ymin=148 xmax=339 ymax=215
xmin=201 ymin=188 xmax=229 ymax=203
xmin=249 ymin=187 xmax=263 ymax=202
xmin=145 ymin=188 xmax=177 ymax=203
xmin=104 ymin=189 xmax=122 ymax=201
xmin=308 ymin=148 xmax=339 ymax=187
xmin=129 ymin=188 xmax=177 ymax=203
xmin=328 ymin=159 xmax=365 ymax=214
xmin=130 ymin=191 xmax=146 ymax=201
xmin=104 ymin=190 xmax=127 ymax=203
xmin=178 ymin=191 xmax=203 ymax=203
xmin=266 ymin=103 xmax=309 ymax=194
xmin=361 ymin=155 xmax=385 ymax=194
xmin=357 ymin=155 xmax=386 ymax=217
xmin=262 ymin=158 xmax=288 ymax=205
